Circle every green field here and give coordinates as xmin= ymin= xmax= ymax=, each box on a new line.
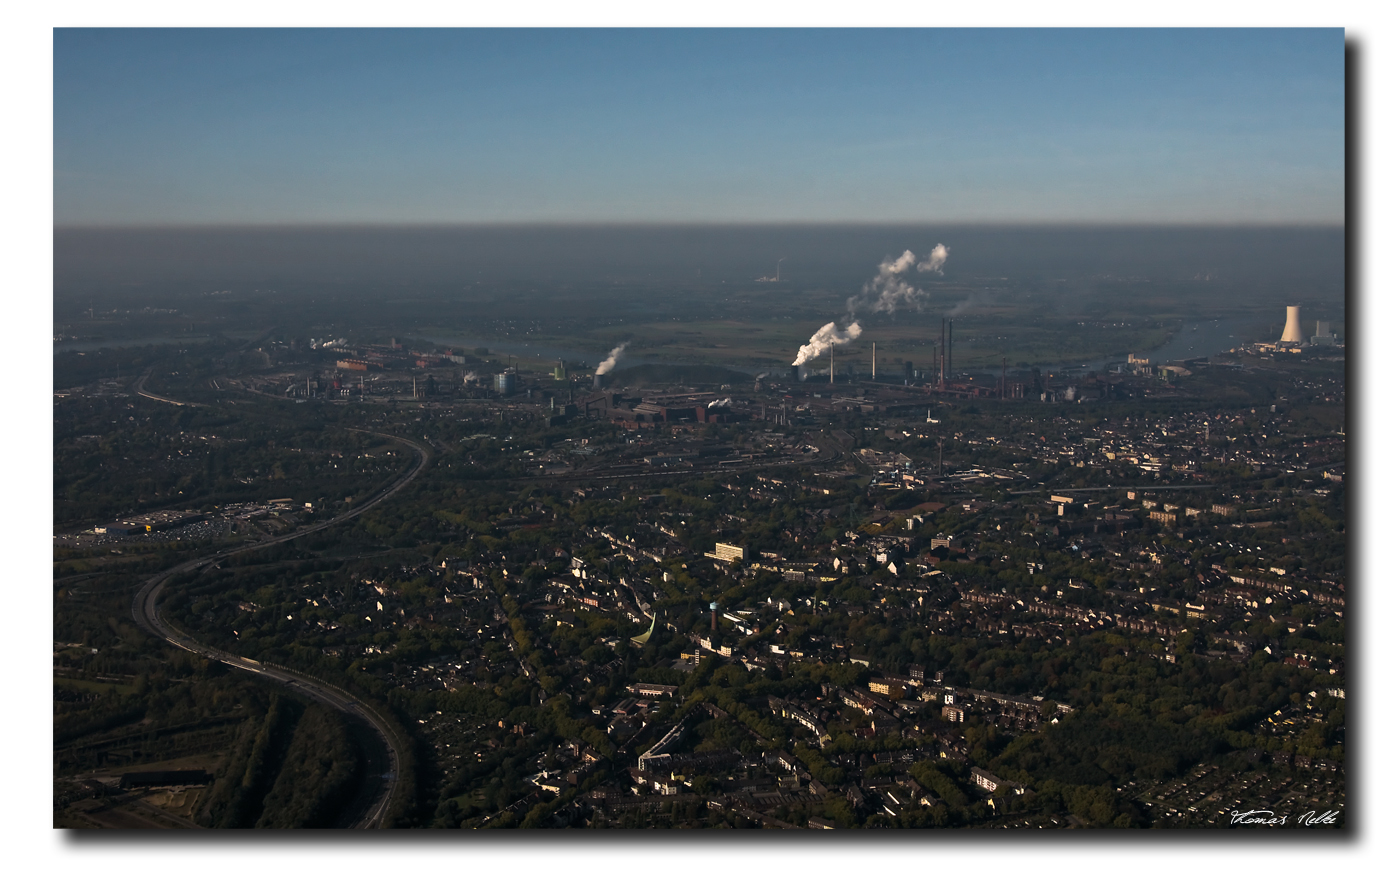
xmin=54 ymin=676 xmax=138 ymax=696
xmin=581 ymin=316 xmax=1180 ymax=371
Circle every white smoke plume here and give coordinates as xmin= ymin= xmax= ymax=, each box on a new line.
xmin=845 ymin=245 xmax=949 ymax=316
xmin=882 ymin=250 xmax=918 ymax=275
xmin=946 ymin=294 xmax=976 ymax=317
xmin=793 ymin=321 xmax=863 ymax=366
xmin=463 ymin=371 xmax=479 ymax=383
xmin=596 ymin=342 xmax=629 ymax=376
xmin=707 ymin=397 xmax=732 ymax=409
xmin=917 ymin=244 xmax=949 ymax=274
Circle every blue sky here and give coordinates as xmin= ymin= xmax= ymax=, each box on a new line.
xmin=53 ymin=28 xmax=1344 ymax=225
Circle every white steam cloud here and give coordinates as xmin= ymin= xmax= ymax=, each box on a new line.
xmin=845 ymin=245 xmax=950 ymax=316
xmin=917 ymin=244 xmax=949 ymax=274
xmin=596 ymin=342 xmax=629 ymax=376
xmin=793 ymin=321 xmax=863 ymax=366
xmin=945 ymin=294 xmax=976 ymax=317
xmin=707 ymin=397 xmax=732 ymax=409
xmin=792 ymin=245 xmax=947 ymax=368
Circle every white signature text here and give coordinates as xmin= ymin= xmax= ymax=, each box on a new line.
xmin=1229 ymin=809 xmax=1339 ymax=826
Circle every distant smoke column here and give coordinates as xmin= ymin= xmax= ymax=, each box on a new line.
xmin=1280 ymin=306 xmax=1305 ymax=344
xmin=596 ymin=342 xmax=628 ymax=376
xmin=793 ymin=321 xmax=861 ymax=366
xmin=917 ymin=244 xmax=949 ymax=274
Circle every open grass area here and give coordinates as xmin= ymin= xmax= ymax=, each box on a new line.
xmin=54 ymin=676 xmax=137 ymax=696
xmin=105 ymin=751 xmax=228 ymax=775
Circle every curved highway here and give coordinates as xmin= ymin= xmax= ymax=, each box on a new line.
xmin=134 ymin=368 xmax=204 ymax=407
xmin=128 ymin=408 xmax=430 ymax=828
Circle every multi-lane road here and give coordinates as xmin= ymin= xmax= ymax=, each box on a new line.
xmin=127 ymin=384 xmax=430 ymax=828
xmin=133 ymin=368 xmax=203 ymax=407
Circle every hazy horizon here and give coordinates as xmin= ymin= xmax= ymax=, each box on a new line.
xmin=54 ymin=224 xmax=1345 ymax=324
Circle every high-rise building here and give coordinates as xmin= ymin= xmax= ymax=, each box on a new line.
xmin=711 ymin=542 xmax=747 ymax=563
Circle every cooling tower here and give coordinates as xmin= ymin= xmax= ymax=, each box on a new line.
xmin=1280 ymin=306 xmax=1306 ymax=344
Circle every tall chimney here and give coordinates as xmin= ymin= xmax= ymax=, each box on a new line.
xmin=872 ymin=342 xmax=877 ymax=380
xmin=830 ymin=344 xmax=835 ymax=383
xmin=947 ymin=320 xmax=953 ymax=376
xmin=939 ymin=318 xmax=945 ymax=389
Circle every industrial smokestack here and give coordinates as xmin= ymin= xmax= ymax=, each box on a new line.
xmin=872 ymin=341 xmax=876 ymax=380
xmin=947 ymin=320 xmax=953 ymax=376
xmin=593 ymin=373 xmax=603 ymax=390
xmin=939 ymin=318 xmax=945 ymax=389
xmin=830 ymin=344 xmax=835 ymax=383
xmin=1279 ymin=306 xmax=1306 ymax=344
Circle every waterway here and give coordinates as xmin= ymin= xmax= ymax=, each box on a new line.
xmin=1116 ymin=315 xmax=1269 ymax=365
xmin=978 ymin=315 xmax=1271 ymax=377
xmin=53 ymin=331 xmax=265 ymax=354
xmin=408 ymin=331 xmax=748 ymax=375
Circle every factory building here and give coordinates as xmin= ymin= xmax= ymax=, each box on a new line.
xmin=1312 ymin=320 xmax=1338 ymax=346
